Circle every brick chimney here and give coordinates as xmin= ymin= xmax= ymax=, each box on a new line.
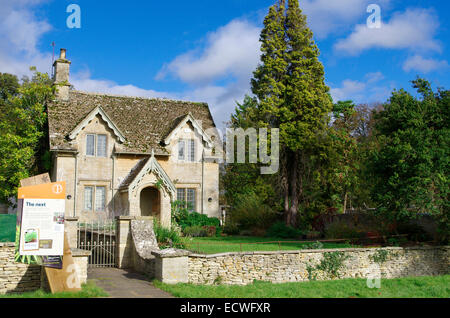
xmin=53 ymin=48 xmax=71 ymax=101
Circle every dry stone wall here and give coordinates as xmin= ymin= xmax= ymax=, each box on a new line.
xmin=0 ymin=243 xmax=91 ymax=294
xmin=187 ymin=246 xmax=449 ymax=285
xmin=0 ymin=243 xmax=42 ymax=294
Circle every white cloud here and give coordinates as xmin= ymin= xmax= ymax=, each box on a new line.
xmin=0 ymin=0 xmax=53 ymax=77
xmin=334 ymin=8 xmax=441 ymax=55
xmin=71 ymin=70 xmax=173 ymax=100
xmin=157 ymin=19 xmax=261 ymax=85
xmin=155 ymin=18 xmax=263 ymax=128
xmin=300 ymin=0 xmax=391 ymax=39
xmin=330 ymin=72 xmax=392 ymax=103
xmin=182 ymin=81 xmax=251 ymax=128
xmin=365 ymin=71 xmax=384 ymax=83
xmin=330 ymin=79 xmax=366 ymax=102
xmin=402 ymin=55 xmax=449 ymax=73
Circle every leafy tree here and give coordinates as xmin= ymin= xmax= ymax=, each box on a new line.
xmin=0 ymin=73 xmax=20 ymax=100
xmin=369 ymin=78 xmax=449 ymax=241
xmin=251 ymin=0 xmax=332 ymax=227
xmin=329 ymin=101 xmax=360 ymax=213
xmin=0 ymin=68 xmax=55 ymax=205
xmin=223 ymin=95 xmax=279 ymax=229
xmin=0 ymin=73 xmax=20 ymax=122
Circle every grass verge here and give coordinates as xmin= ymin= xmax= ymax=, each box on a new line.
xmin=182 ymin=236 xmax=358 ymax=254
xmin=0 ymin=281 xmax=109 ymax=298
xmin=154 ymin=275 xmax=450 ymax=298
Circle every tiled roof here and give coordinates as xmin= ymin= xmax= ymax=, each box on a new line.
xmin=48 ymin=90 xmax=216 ymax=154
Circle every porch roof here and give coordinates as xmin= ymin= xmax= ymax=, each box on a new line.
xmin=118 ymin=151 xmax=176 ymax=196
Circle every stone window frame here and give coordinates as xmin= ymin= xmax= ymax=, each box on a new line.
xmin=85 ymin=133 xmax=108 ymax=158
xmin=177 ymin=138 xmax=195 ymax=163
xmin=176 ymin=187 xmax=196 ymax=212
xmin=83 ymin=184 xmax=107 ymax=212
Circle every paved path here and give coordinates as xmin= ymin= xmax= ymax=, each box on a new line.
xmin=88 ymin=268 xmax=174 ymax=298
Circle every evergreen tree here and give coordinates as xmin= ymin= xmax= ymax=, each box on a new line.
xmin=251 ymin=0 xmax=332 ymax=227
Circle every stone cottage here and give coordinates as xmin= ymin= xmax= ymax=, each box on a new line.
xmin=47 ymin=49 xmax=220 ymax=226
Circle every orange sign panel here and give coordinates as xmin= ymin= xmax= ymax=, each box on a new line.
xmin=18 ymin=181 xmax=66 ymax=200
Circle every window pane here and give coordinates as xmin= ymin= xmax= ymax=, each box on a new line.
xmin=97 ymin=135 xmax=107 ymax=157
xmin=95 ymin=186 xmax=106 ymax=211
xmin=86 ymin=135 xmax=95 ymax=156
xmin=187 ymin=189 xmax=196 ymax=211
xmin=189 ymin=139 xmax=195 ymax=162
xmin=84 ymin=186 xmax=93 ymax=210
xmin=178 ymin=140 xmax=185 ymax=160
xmin=177 ymin=188 xmax=185 ymax=203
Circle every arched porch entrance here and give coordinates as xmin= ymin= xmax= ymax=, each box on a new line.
xmin=139 ymin=187 xmax=161 ymax=218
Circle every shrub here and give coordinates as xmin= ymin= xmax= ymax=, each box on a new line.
xmin=265 ymin=221 xmax=303 ymax=239
xmin=223 ymin=222 xmax=239 ymax=235
xmin=183 ymin=226 xmax=208 ymax=237
xmin=183 ymin=225 xmax=217 ymax=237
xmin=202 ymin=226 xmax=217 ymax=237
xmin=231 ymin=192 xmax=277 ymax=231
xmin=173 ymin=203 xmax=220 ymax=228
xmin=153 ymin=219 xmax=185 ymax=249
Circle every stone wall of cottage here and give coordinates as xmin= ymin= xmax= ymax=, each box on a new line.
xmin=187 ymin=246 xmax=450 ymax=285
xmin=53 ymin=116 xmax=220 ymax=221
xmin=0 ymin=243 xmax=43 ymax=294
xmin=164 ymin=121 xmax=220 ymax=219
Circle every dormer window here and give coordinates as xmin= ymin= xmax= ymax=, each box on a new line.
xmin=86 ymin=134 xmax=107 ymax=157
xmin=178 ymin=139 xmax=195 ymax=162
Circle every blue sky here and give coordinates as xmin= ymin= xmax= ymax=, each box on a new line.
xmin=1 ymin=0 xmax=449 ymax=128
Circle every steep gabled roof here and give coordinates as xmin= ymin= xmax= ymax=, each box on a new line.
xmin=48 ymin=90 xmax=216 ymax=155
xmin=68 ymin=106 xmax=126 ymax=143
xmin=162 ymin=113 xmax=213 ymax=148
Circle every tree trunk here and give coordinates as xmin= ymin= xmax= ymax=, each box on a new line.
xmin=284 ymin=150 xmax=299 ymax=227
xmin=343 ymin=191 xmax=348 ymax=214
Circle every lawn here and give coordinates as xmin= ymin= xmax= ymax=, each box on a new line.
xmin=0 ymin=281 xmax=108 ymax=298
xmin=181 ymin=236 xmax=358 ymax=254
xmin=154 ymin=275 xmax=450 ymax=298
xmin=0 ymin=214 xmax=16 ymax=242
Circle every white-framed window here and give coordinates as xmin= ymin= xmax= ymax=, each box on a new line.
xmin=84 ymin=186 xmax=106 ymax=212
xmin=86 ymin=135 xmax=95 ymax=156
xmin=178 ymin=140 xmax=185 ymax=160
xmin=189 ymin=139 xmax=195 ymax=162
xmin=84 ymin=186 xmax=93 ymax=210
xmin=86 ymin=134 xmax=107 ymax=157
xmin=176 ymin=188 xmax=196 ymax=211
xmin=177 ymin=139 xmax=195 ymax=162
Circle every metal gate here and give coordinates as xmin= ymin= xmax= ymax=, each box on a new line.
xmin=77 ymin=220 xmax=117 ymax=268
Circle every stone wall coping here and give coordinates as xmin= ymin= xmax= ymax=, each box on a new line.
xmin=116 ymin=216 xmax=135 ymax=221
xmin=152 ymin=248 xmax=191 ymax=258
xmin=0 ymin=242 xmax=15 ymax=247
xmin=71 ymin=248 xmax=91 ymax=257
xmin=187 ymin=245 xmax=450 ymax=258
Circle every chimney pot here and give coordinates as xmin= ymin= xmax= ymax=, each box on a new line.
xmin=60 ymin=48 xmax=66 ymax=59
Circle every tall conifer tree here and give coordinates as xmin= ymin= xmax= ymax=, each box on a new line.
xmin=251 ymin=0 xmax=332 ymax=226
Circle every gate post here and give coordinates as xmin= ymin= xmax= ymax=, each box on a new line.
xmin=152 ymin=249 xmax=190 ymax=284
xmin=116 ymin=216 xmax=134 ymax=268
xmin=65 ymin=217 xmax=79 ymax=249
